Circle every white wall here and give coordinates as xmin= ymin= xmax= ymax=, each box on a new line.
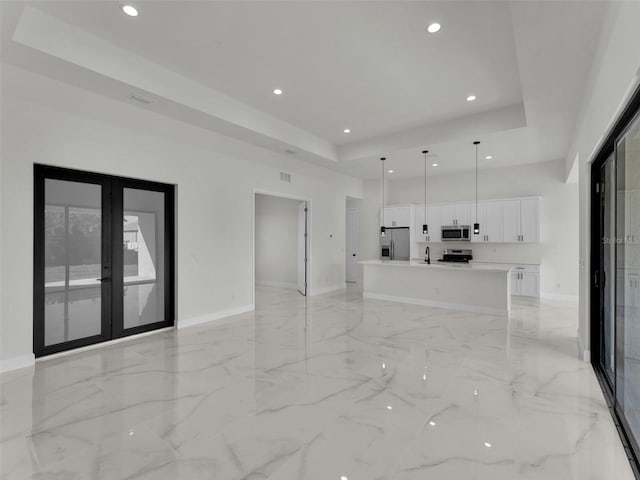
xmin=379 ymin=160 xmax=578 ymax=298
xmin=566 ymin=1 xmax=640 ymax=360
xmin=0 ymin=65 xmax=362 ymax=370
xmin=255 ymin=194 xmax=300 ymax=289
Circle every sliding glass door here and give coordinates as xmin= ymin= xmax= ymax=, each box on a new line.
xmin=597 ymin=154 xmax=616 ymax=386
xmin=591 ymin=87 xmax=640 ymax=474
xmin=616 ymin=110 xmax=640 ymax=453
xmin=34 ymin=166 xmax=174 ymax=357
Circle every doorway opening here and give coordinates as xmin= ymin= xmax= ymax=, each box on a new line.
xmin=253 ymin=191 xmax=310 ymax=302
xmin=33 ymin=165 xmax=175 ymax=358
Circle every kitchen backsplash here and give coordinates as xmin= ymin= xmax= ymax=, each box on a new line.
xmin=414 ymin=241 xmax=543 ymax=265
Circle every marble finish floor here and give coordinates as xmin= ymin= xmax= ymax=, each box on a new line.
xmin=0 ymin=285 xmax=636 ymax=479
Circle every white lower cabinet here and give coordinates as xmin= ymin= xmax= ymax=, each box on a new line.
xmin=511 ymin=266 xmax=540 ymax=297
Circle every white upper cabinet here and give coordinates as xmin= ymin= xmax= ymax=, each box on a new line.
xmin=380 ymin=206 xmax=411 ymax=228
xmin=414 ymin=205 xmax=425 ymax=242
xmin=441 ymin=203 xmax=470 ymax=226
xmin=502 ymin=198 xmax=539 ymax=243
xmin=456 ymin=204 xmax=471 ymax=226
xmin=414 ymin=205 xmax=442 ymax=242
xmin=407 ymin=197 xmax=538 ymax=244
xmin=427 ymin=205 xmax=442 ymax=243
xmin=519 ymin=198 xmax=539 ymax=242
xmin=502 ymin=200 xmax=521 ymax=243
xmin=441 ymin=204 xmax=456 ymax=226
xmin=471 ymin=201 xmax=503 ymax=243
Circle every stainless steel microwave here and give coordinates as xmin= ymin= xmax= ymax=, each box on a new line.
xmin=441 ymin=225 xmax=471 ymax=241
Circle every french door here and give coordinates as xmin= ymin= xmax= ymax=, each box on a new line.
xmin=34 ymin=165 xmax=174 ymax=357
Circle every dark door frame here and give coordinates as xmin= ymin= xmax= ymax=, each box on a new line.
xmin=33 ymin=164 xmax=175 ymax=358
xmin=590 ymin=85 xmax=640 ymax=478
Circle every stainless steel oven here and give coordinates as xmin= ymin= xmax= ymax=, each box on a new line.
xmin=441 ymin=225 xmax=471 ymax=241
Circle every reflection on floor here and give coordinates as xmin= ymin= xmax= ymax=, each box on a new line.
xmin=0 ymin=285 xmax=635 ymax=479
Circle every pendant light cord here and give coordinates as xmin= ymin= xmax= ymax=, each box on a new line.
xmin=423 ymin=150 xmax=428 ymax=223
xmin=381 ymin=158 xmax=385 ymax=225
xmin=474 ymin=141 xmax=480 ymax=221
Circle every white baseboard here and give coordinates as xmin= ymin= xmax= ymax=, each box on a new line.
xmin=363 ymin=292 xmax=509 ymax=317
xmin=577 ymin=334 xmax=591 ymax=362
xmin=541 ymin=292 xmax=579 ymax=302
xmin=178 ymin=304 xmax=255 ymax=329
xmin=256 ymin=280 xmax=298 ymax=290
xmin=311 ymin=283 xmax=346 ymax=296
xmin=0 ymin=353 xmax=35 ymax=374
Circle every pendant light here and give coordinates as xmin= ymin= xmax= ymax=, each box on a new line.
xmin=473 ymin=141 xmax=480 ymax=235
xmin=380 ymin=157 xmax=386 ymax=236
xmin=422 ymin=150 xmax=429 ymax=235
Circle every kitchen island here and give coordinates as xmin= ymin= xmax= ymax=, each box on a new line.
xmin=360 ymin=259 xmax=513 ymax=316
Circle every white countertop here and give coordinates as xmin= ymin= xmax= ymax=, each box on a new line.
xmin=359 ymin=259 xmax=513 ymax=273
xmin=470 ymin=260 xmax=541 ymax=267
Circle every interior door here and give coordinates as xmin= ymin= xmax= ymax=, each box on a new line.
xmin=346 ymin=208 xmax=359 ymax=283
xmin=297 ymin=201 xmax=308 ymax=295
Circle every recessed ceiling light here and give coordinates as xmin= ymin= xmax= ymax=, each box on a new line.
xmin=466 ymin=95 xmax=477 ymax=102
xmin=273 ymin=88 xmax=283 ymax=95
xmin=343 ymin=128 xmax=351 ymax=134
xmin=386 ymin=405 xmax=393 ymax=410
xmin=484 ymin=442 xmax=492 ymax=448
xmin=340 ymin=477 xmax=348 ymax=480
xmin=122 ymin=5 xmax=138 ymax=16
xmin=388 ymin=170 xmax=394 ymax=173
xmin=429 ymin=420 xmax=436 ymax=426
xmin=427 ymin=23 xmax=441 ymax=33
xmin=485 ymin=155 xmax=493 ymax=160
xmin=432 ymin=163 xmax=438 ymax=167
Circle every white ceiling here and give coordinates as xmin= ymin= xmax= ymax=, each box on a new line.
xmin=1 ymin=1 xmax=609 ymax=179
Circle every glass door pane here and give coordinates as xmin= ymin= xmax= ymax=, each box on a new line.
xmin=121 ymin=188 xmax=166 ymax=330
xmin=600 ymin=155 xmax=616 ymax=383
xmin=43 ymin=179 xmax=104 ymax=347
xmin=616 ymin=110 xmax=640 ymax=446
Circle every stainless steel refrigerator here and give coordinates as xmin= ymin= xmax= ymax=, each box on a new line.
xmin=380 ymin=227 xmax=410 ymax=261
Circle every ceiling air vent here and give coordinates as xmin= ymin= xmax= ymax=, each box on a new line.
xmin=128 ymin=93 xmax=153 ymax=105
xmin=280 ymin=172 xmax=291 ymax=183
